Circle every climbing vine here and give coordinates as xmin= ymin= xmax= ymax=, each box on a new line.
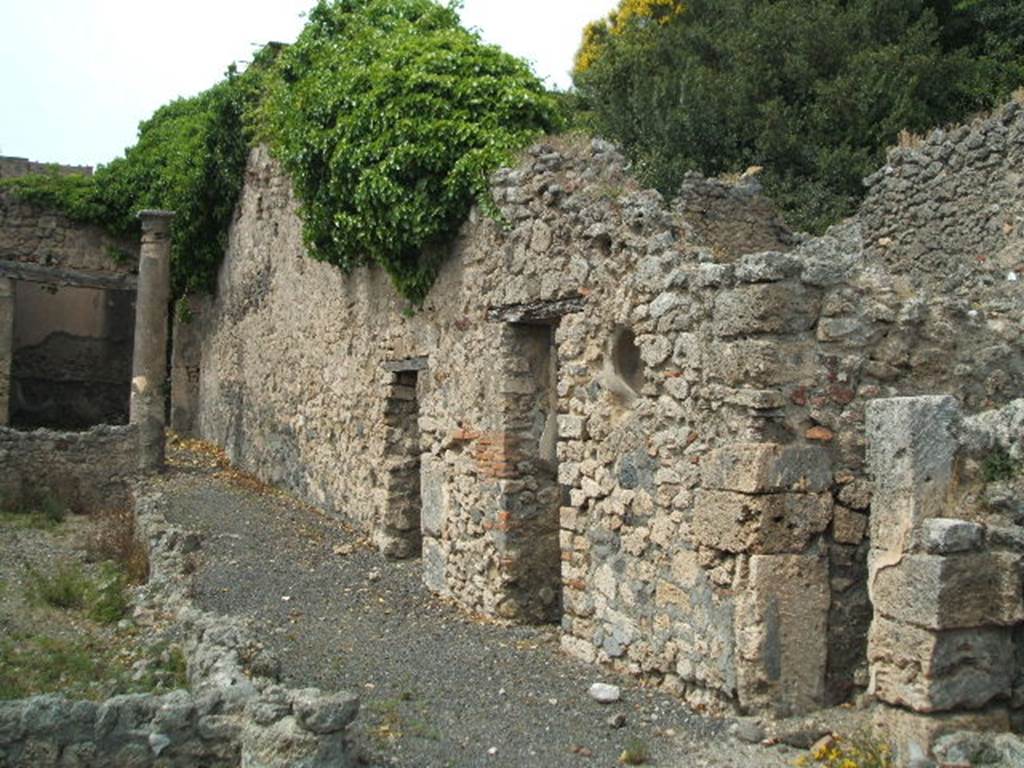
xmin=3 ymin=1 xmax=558 ymax=303
xmin=257 ymin=0 xmax=560 ymax=303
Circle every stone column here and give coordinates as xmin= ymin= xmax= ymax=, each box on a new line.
xmin=130 ymin=210 xmax=174 ymax=470
xmin=0 ymin=278 xmax=13 ymax=426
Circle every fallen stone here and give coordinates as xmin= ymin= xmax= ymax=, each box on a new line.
xmin=588 ymin=683 xmax=621 ymax=703
xmin=606 ymin=712 xmax=627 ymax=729
xmin=730 ymin=717 xmax=766 ymax=744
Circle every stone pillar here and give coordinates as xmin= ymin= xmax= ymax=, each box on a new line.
xmin=866 ymin=396 xmax=1023 ymax=759
xmin=130 ymin=210 xmax=174 ymax=470
xmin=0 ymin=278 xmax=13 ymax=426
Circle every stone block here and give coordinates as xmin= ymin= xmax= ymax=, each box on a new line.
xmin=868 ymin=615 xmax=1013 ymax=712
xmin=870 ymin=552 xmax=1024 ymax=629
xmin=833 ymin=506 xmax=868 ymax=545
xmin=419 ymin=454 xmax=446 ymax=538
xmin=694 ymin=490 xmax=832 ymax=554
xmin=712 ymin=283 xmax=821 ymax=338
xmin=707 ymin=339 xmax=813 ymax=387
xmin=922 ymin=518 xmax=984 ymax=554
xmin=557 ymin=414 xmax=586 ymax=440
xmin=735 ymin=553 xmax=830 ymax=715
xmin=873 ymin=703 xmax=1010 ymax=766
xmin=0 ymin=278 xmax=13 ymax=426
xmin=701 ymin=443 xmax=832 ymax=493
xmin=421 ymin=537 xmax=449 ymax=596
xmin=866 ymin=396 xmax=958 ymax=551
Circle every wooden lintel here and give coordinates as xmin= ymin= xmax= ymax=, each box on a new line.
xmin=487 ymin=295 xmax=585 ymax=324
xmin=0 ymin=260 xmax=137 ymax=291
xmin=383 ymin=356 xmax=429 ymax=372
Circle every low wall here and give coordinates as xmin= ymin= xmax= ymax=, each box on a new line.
xmin=0 ymin=424 xmax=137 ymax=512
xmin=0 ymin=491 xmax=360 ymax=768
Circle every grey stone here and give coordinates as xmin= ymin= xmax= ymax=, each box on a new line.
xmin=292 ymin=690 xmax=359 ymax=734
xmin=922 ymin=518 xmax=984 ymax=554
xmin=588 ymin=683 xmax=621 ymax=703
xmin=866 ymin=396 xmax=960 ymax=551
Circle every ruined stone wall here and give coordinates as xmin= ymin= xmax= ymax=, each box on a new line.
xmin=866 ymin=397 xmax=1024 ymax=761
xmin=0 ymin=191 xmax=137 ymax=273
xmin=0 ymin=424 xmax=137 ymax=512
xmin=0 ymin=156 xmax=92 ymax=179
xmin=0 ymin=190 xmax=139 ymax=428
xmin=193 ymin=102 xmax=1023 ymax=717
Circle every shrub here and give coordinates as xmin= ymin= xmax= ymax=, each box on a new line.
xmin=259 ymin=0 xmax=561 ymax=303
xmin=27 ymin=563 xmax=91 ymax=611
xmin=87 ymin=507 xmax=150 ymax=585
xmin=572 ymin=0 xmax=1024 ymax=233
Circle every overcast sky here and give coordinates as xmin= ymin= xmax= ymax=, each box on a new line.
xmin=0 ymin=0 xmax=618 ymax=168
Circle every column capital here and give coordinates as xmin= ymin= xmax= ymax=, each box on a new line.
xmin=137 ymin=209 xmax=176 ymax=234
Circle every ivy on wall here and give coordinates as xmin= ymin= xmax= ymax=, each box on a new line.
xmin=1 ymin=1 xmax=559 ymax=303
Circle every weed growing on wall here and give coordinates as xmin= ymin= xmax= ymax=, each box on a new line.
xmin=258 ymin=0 xmax=561 ymax=303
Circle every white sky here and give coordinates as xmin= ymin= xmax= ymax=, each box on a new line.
xmin=0 ymin=0 xmax=618 ymax=168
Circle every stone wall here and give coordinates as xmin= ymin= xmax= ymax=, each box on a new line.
xmin=190 ymin=102 xmax=1024 ymax=718
xmin=0 ymin=187 xmax=139 ymax=428
xmin=0 ymin=490 xmax=359 ymax=768
xmin=0 ymin=424 xmax=137 ymax=512
xmin=0 ymin=156 xmax=92 ymax=179
xmin=866 ymin=397 xmax=1024 ymax=760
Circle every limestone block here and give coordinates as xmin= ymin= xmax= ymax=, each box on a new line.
xmin=922 ymin=518 xmax=984 ymax=554
xmin=868 ymin=615 xmax=1013 ymax=712
xmin=870 ymin=552 xmax=1024 ymax=629
xmin=694 ymin=490 xmax=832 ymax=554
xmin=735 ymin=553 xmax=830 ymax=714
xmin=873 ymin=703 xmax=1010 ymax=766
xmin=701 ymin=443 xmax=832 ymax=494
xmin=419 ymin=454 xmax=446 ymax=538
xmin=707 ymin=339 xmax=813 ymax=387
xmin=866 ymin=396 xmax=958 ymax=551
xmin=712 ymin=283 xmax=821 ymax=338
xmin=421 ymin=537 xmax=449 ymax=596
xmin=557 ymin=414 xmax=586 ymax=440
xmin=833 ymin=506 xmax=868 ymax=545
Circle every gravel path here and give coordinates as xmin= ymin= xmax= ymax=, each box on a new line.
xmin=156 ymin=450 xmax=799 ymax=768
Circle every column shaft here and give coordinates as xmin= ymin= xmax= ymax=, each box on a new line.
xmin=131 ymin=211 xmax=174 ymax=470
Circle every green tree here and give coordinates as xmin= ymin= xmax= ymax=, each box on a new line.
xmin=573 ymin=0 xmax=1024 ymax=232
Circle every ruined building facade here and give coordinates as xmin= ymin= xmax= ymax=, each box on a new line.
xmin=169 ymin=99 xmax=1023 ymax=746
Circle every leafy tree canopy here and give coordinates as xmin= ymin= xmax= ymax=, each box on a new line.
xmin=572 ymin=0 xmax=1024 ymax=233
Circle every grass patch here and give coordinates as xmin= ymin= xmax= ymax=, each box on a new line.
xmin=619 ymin=738 xmax=650 ymax=765
xmin=0 ymin=486 xmax=68 ymax=529
xmin=983 ymin=447 xmax=1020 ymax=483
xmin=86 ymin=507 xmax=149 ymax=585
xmin=0 ymin=633 xmax=189 ymax=701
xmin=26 ymin=560 xmax=131 ymax=624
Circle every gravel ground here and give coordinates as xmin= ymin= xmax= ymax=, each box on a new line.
xmin=157 ymin=447 xmax=801 ymax=768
